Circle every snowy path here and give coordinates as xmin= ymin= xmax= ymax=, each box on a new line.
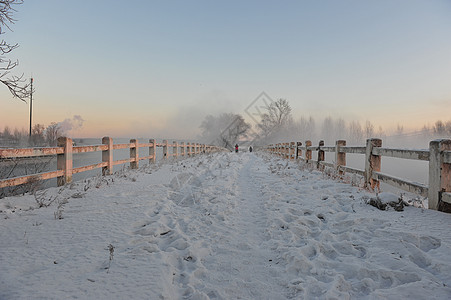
xmin=1 ymin=152 xmax=451 ymax=299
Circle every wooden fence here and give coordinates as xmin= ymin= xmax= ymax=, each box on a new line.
xmin=266 ymin=138 xmax=451 ymax=213
xmin=0 ymin=137 xmax=224 ymax=189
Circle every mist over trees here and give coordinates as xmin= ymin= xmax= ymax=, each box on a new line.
xmin=251 ymin=98 xmax=450 ymax=147
xmin=199 ymin=113 xmax=251 ymax=150
xmin=0 ymin=123 xmax=64 ymax=147
xmin=257 ymin=98 xmax=293 ymax=143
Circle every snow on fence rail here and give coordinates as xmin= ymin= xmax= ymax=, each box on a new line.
xmin=266 ymin=138 xmax=451 ymax=213
xmin=0 ymin=136 xmax=224 ymax=189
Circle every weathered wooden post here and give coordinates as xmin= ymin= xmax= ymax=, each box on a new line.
xmin=180 ymin=142 xmax=185 ymax=156
xmin=428 ymin=139 xmax=451 ymax=212
xmin=162 ymin=139 xmax=168 ymax=159
xmin=305 ymin=140 xmax=312 ymax=162
xmin=317 ymin=140 xmax=325 ymax=169
xmin=102 ymin=137 xmax=113 ymax=175
xmin=187 ymin=142 xmax=191 ymax=156
xmin=296 ymin=142 xmax=302 ymax=159
xmin=290 ymin=142 xmax=295 ymax=160
xmin=57 ymin=137 xmax=73 ymax=186
xmin=335 ymin=140 xmax=346 ymax=174
xmin=173 ymin=141 xmax=178 ymax=159
xmin=364 ymin=138 xmax=382 ymax=191
xmin=130 ymin=139 xmax=139 ymax=169
xmin=149 ymin=139 xmax=156 ymax=163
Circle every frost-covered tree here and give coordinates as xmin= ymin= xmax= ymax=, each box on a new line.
xmin=200 ymin=113 xmax=250 ymax=150
xmin=434 ymin=120 xmax=445 ymax=135
xmin=257 ymin=98 xmax=293 ymax=143
xmin=364 ymin=120 xmax=374 ymax=139
xmin=348 ymin=121 xmax=363 ymax=144
xmin=45 ymin=122 xmax=63 ymax=146
xmin=30 ymin=123 xmax=45 ymax=146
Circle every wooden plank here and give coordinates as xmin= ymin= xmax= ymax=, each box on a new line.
xmin=113 ymin=158 xmax=132 ymax=166
xmin=319 ymin=146 xmax=335 ymax=152
xmin=319 ymin=161 xmax=334 ymax=168
xmin=138 ymin=155 xmax=154 ymax=161
xmin=139 ymin=143 xmax=153 ymax=147
xmin=340 ymin=147 xmax=366 ymax=154
xmin=72 ymin=162 xmax=108 ymax=174
xmin=373 ymin=148 xmax=429 ymax=161
xmin=339 ymin=165 xmax=365 ymax=176
xmin=0 ymin=170 xmax=64 ymax=188
xmin=0 ymin=147 xmax=63 ymax=158
xmin=113 ymin=143 xmax=131 ymax=150
xmin=73 ymin=145 xmax=108 ymax=153
xmin=372 ymin=171 xmax=428 ymax=197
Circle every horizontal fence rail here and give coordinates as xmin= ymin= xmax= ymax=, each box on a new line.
xmin=0 ymin=136 xmax=225 ymax=189
xmin=266 ymin=138 xmax=451 ymax=213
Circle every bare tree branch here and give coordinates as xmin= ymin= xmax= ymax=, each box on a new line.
xmin=0 ymin=0 xmax=30 ymax=102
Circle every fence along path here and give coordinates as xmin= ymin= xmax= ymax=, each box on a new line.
xmin=0 ymin=137 xmax=225 ymax=189
xmin=266 ymin=138 xmax=451 ymax=213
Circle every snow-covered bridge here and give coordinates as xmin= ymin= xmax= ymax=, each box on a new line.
xmin=1 ymin=152 xmax=451 ymax=299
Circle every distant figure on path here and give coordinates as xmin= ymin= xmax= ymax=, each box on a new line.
xmin=235 ymin=144 xmax=239 ymax=153
xmin=249 ymin=146 xmax=253 ymax=153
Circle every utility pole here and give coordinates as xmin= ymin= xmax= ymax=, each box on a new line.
xmin=29 ymin=77 xmax=33 ymax=137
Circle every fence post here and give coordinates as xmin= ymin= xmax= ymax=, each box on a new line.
xmin=187 ymin=142 xmax=191 ymax=156
xmin=305 ymin=140 xmax=312 ymax=162
xmin=428 ymin=139 xmax=451 ymax=211
xmin=57 ymin=137 xmax=73 ymax=186
xmin=181 ymin=142 xmax=185 ymax=156
xmin=290 ymin=142 xmax=295 ymax=160
xmin=102 ymin=137 xmax=113 ymax=175
xmin=130 ymin=139 xmax=139 ymax=169
xmin=162 ymin=140 xmax=168 ymax=159
xmin=365 ymin=138 xmax=382 ymax=191
xmin=149 ymin=139 xmax=156 ymax=163
xmin=317 ymin=140 xmax=325 ymax=169
xmin=296 ymin=142 xmax=302 ymax=159
xmin=335 ymin=140 xmax=346 ymax=174
xmin=173 ymin=141 xmax=178 ymax=159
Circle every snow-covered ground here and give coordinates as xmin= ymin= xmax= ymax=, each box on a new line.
xmin=1 ymin=152 xmax=451 ymax=299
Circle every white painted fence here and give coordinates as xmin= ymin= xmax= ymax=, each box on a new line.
xmin=0 ymin=137 xmax=225 ymax=189
xmin=266 ymin=138 xmax=451 ymax=213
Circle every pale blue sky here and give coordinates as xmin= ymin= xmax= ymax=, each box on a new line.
xmin=1 ymin=0 xmax=451 ymax=138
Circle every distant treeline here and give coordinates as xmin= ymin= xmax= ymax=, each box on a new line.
xmin=0 ymin=122 xmax=64 ymax=147
xmin=198 ymin=98 xmax=451 ymax=148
